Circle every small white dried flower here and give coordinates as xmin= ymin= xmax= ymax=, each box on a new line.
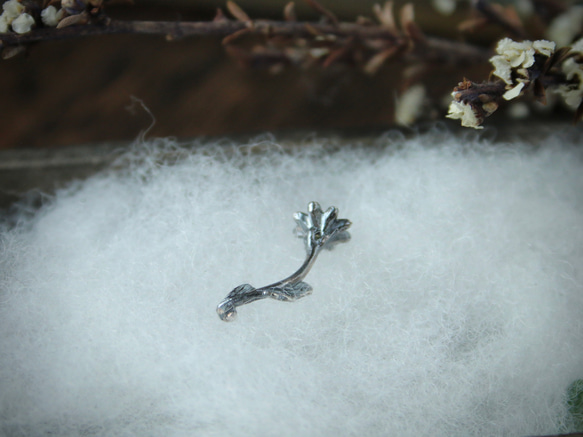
xmin=546 ymin=6 xmax=583 ymax=48
xmin=446 ymin=97 xmax=483 ymax=129
xmin=532 ymin=40 xmax=556 ymax=57
xmin=432 ymin=0 xmax=456 ymax=16
xmin=395 ymin=84 xmax=426 ymax=126
xmin=490 ymin=38 xmax=555 ymax=85
xmin=11 ymin=12 xmax=34 ymax=34
xmin=41 ymin=6 xmax=64 ymax=27
xmin=2 ymin=0 xmax=25 ymax=18
xmin=502 ymin=82 xmax=525 ymax=100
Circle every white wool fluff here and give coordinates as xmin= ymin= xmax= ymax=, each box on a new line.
xmin=1 ymin=131 xmax=583 ymax=436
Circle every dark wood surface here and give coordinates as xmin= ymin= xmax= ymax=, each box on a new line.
xmin=0 ymin=2 xmax=489 ymax=150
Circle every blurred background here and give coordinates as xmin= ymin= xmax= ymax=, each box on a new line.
xmin=0 ymin=0 xmax=513 ymax=150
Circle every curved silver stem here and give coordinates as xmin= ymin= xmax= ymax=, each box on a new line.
xmin=217 ymin=201 xmax=351 ymax=321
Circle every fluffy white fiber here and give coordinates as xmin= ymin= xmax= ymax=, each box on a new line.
xmin=1 ymin=130 xmax=583 ymax=436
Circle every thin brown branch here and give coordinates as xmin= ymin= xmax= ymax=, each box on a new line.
xmin=0 ymin=18 xmax=491 ymax=65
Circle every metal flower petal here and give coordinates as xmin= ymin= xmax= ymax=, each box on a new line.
xmin=295 ymin=201 xmax=352 ymax=252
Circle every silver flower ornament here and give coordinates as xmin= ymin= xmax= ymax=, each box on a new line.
xmin=217 ymin=202 xmax=352 ymax=321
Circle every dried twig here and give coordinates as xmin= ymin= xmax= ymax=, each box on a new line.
xmin=0 ymin=18 xmax=490 ymax=65
xmin=447 ymin=38 xmax=583 ymax=129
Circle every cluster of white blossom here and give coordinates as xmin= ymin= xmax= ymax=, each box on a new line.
xmin=0 ymin=0 xmax=64 ymax=34
xmin=446 ymin=37 xmax=559 ymax=129
xmin=41 ymin=5 xmax=64 ymax=27
xmin=0 ymin=0 xmax=33 ymax=34
xmin=557 ymin=38 xmax=583 ymax=109
xmin=490 ymin=38 xmax=555 ymax=101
